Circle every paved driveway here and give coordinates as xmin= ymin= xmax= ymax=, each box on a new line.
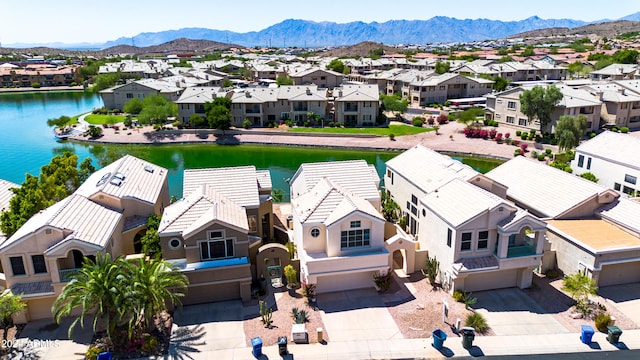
xmin=474 ymin=288 xmax=569 ymax=336
xmin=14 ymin=317 xmax=92 ymax=360
xmin=170 ymin=300 xmax=245 ymax=358
xmin=318 ymin=288 xmax=403 ymax=341
xmin=599 ymin=283 xmax=640 ymax=327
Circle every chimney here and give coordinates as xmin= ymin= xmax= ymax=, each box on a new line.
xmin=596 ymin=91 xmax=603 ymax=100
xmin=618 ymin=88 xmax=626 ymax=95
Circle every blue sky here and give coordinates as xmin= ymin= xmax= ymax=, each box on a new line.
xmin=2 ymin=0 xmax=640 ymax=44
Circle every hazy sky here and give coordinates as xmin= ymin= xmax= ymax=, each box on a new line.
xmin=2 ymin=0 xmax=640 ymax=44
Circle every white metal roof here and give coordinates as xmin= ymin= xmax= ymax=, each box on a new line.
xmin=486 ymin=156 xmax=615 ymax=218
xmin=2 ymin=194 xmax=122 ymax=251
xmin=159 ymin=188 xmax=248 ymax=238
xmin=292 ymin=178 xmax=383 ymax=225
xmin=386 ymin=145 xmax=478 ymax=194
xmin=423 ymin=178 xmax=506 ymax=227
xmin=574 ymin=131 xmax=640 ymax=171
xmin=291 ymin=160 xmax=380 ymax=202
xmin=75 ymin=155 xmax=168 ymax=206
xmin=0 ymin=179 xmax=18 ymax=213
xmin=597 ymin=198 xmax=640 ymax=235
xmin=183 ymin=166 xmax=265 ymax=208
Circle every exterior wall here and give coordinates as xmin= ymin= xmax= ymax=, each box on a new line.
xmin=325 ymin=214 xmax=385 ymax=258
xmin=384 ymin=167 xmax=425 ymax=237
xmin=334 ymin=100 xmax=379 ymax=126
xmin=547 ymin=230 xmax=596 ymax=276
xmin=292 ymin=71 xmax=342 ymax=88
xmin=571 ymin=151 xmax=640 ymax=196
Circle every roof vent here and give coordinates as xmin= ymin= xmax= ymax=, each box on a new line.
xmin=113 ymin=172 xmax=125 ymax=181
xmin=110 ymin=177 xmax=123 ymax=186
xmin=144 ymin=165 xmax=154 ymax=173
xmin=97 ymin=172 xmax=111 ymax=186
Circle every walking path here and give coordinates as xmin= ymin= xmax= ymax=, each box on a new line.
xmin=69 ymin=120 xmax=557 ymax=161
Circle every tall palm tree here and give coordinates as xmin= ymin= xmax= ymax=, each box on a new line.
xmin=52 ymin=253 xmax=129 ymax=342
xmin=129 ymin=257 xmax=188 ymax=332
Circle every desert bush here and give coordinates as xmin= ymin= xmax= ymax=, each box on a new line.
xmin=453 ymin=290 xmax=465 ymax=302
xmin=621 ymin=127 xmax=629 ymax=133
xmin=465 ymin=312 xmax=489 ymax=334
xmin=595 ymin=313 xmax=611 ymax=332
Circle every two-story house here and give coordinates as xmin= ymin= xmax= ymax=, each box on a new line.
xmin=0 ymin=155 xmax=169 ymax=320
xmin=291 ymin=170 xmax=388 ymax=294
xmin=158 ymin=188 xmax=253 ymax=303
xmin=384 ymin=145 xmax=478 ymax=237
xmin=332 ymin=84 xmax=380 ymax=126
xmin=418 ymin=178 xmax=547 ymax=293
xmin=571 ymin=131 xmax=640 ymax=196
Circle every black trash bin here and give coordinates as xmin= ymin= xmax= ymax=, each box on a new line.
xmin=461 ymin=326 xmax=475 ymax=349
xmin=278 ymin=336 xmax=288 ymax=356
xmin=607 ymin=325 xmax=622 ymax=344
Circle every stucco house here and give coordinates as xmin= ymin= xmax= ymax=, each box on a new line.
xmin=485 ymin=85 xmax=601 ymax=133
xmin=418 ymin=178 xmax=547 ymax=292
xmin=384 ymin=145 xmax=478 ymax=237
xmin=0 ymin=155 xmax=169 ymax=320
xmin=571 ymin=131 xmax=640 ymax=196
xmin=100 ymin=79 xmax=182 ymax=110
xmin=158 ymin=187 xmax=254 ymax=303
xmin=483 ymin=156 xmax=640 ymax=286
xmin=332 ymin=84 xmax=380 ymax=127
xmin=289 ymin=160 xmax=389 ymax=293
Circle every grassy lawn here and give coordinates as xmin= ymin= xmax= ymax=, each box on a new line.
xmin=84 ymin=114 xmax=126 ymax=125
xmin=287 ymin=124 xmax=433 ymax=136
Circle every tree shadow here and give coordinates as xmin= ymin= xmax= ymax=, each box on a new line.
xmin=165 ymin=324 xmax=206 ymax=360
xmin=214 ymin=133 xmax=240 ymax=145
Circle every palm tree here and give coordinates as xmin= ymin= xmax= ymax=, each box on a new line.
xmin=52 ymin=253 xmax=129 ymax=342
xmin=129 ymin=258 xmax=188 ymax=332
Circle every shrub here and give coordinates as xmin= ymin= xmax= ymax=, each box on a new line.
xmin=514 ymin=149 xmax=523 ymax=157
xmin=545 ymin=148 xmax=552 ymax=155
xmin=589 ymin=132 xmax=596 ymax=138
xmin=515 ymin=130 xmax=522 ymax=136
xmin=594 ymin=313 xmax=611 ymax=332
xmin=453 ymin=290 xmax=466 ymax=303
xmin=621 ymin=127 xmax=629 ymax=133
xmin=513 ymin=140 xmax=520 ymax=147
xmin=389 ymin=133 xmax=395 ymax=141
xmin=427 ymin=116 xmax=435 ymax=125
xmin=520 ymin=143 xmax=528 ymax=152
xmin=142 ymin=335 xmax=159 ymax=353
xmin=465 ymin=312 xmax=489 ymax=334
xmin=531 ymin=151 xmax=538 ymax=158
xmin=564 ymin=166 xmax=573 ymax=173
xmin=85 ymin=346 xmax=102 ymax=360
xmin=374 ymin=270 xmax=393 ymax=292
xmin=412 ymin=118 xmax=424 ymax=127
xmin=495 ymin=133 xmax=503 ymax=142
xmin=437 ymin=114 xmax=448 ymax=124
xmin=520 ymin=133 xmax=528 ymax=140
xmin=612 ymin=126 xmax=619 ymax=132
xmin=505 ymin=132 xmax=511 ymax=139
xmin=489 ymin=129 xmax=497 ymax=139
xmin=538 ymin=154 xmax=546 ymax=161
xmin=291 ymin=307 xmax=310 ymax=324
xmin=580 ymin=172 xmax=599 ymax=183
xmin=544 ymin=269 xmax=560 ymax=279
xmin=242 ymin=119 xmax=252 ymax=129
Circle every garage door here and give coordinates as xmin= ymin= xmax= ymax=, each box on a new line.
xmin=183 ymin=282 xmax=240 ymax=305
xmin=28 ymin=298 xmax=56 ymax=320
xmin=598 ymin=262 xmax=640 ymax=287
xmin=316 ymin=272 xmax=374 ymax=294
xmin=464 ymin=270 xmax=518 ymax=292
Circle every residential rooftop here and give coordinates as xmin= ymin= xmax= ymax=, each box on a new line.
xmin=547 ymin=219 xmax=640 ymax=252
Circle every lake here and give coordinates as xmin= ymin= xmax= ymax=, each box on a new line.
xmin=0 ymin=92 xmax=503 ymax=200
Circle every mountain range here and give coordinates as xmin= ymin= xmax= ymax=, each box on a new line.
xmin=8 ymin=12 xmax=640 ymax=49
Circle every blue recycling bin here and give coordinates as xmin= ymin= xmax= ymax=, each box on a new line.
xmin=251 ymin=337 xmax=263 ymax=357
xmin=432 ymin=329 xmax=447 ymax=350
xmin=97 ymin=352 xmax=112 ymax=360
xmin=580 ymin=325 xmax=595 ymax=344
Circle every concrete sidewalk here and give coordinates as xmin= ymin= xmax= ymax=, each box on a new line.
xmin=178 ymin=329 xmax=640 ymax=359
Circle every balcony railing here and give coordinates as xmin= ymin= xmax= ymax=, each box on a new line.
xmin=59 ymin=268 xmax=80 ymax=282
xmin=506 ymin=244 xmax=537 ymax=258
xmin=293 ymin=105 xmax=308 ymax=112
xmin=245 ymin=107 xmax=261 ymax=114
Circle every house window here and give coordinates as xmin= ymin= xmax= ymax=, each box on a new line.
xmin=126 ymin=93 xmax=133 ymax=99
xmin=478 ymin=231 xmax=489 ymax=249
xmin=340 ymin=229 xmax=370 ymax=249
xmin=209 ymin=230 xmax=225 ymax=239
xmin=350 ymin=221 xmax=361 ymax=228
xmin=625 ymin=174 xmax=637 ymax=185
xmin=10 ymin=256 xmax=26 ymax=276
xmin=577 ymin=155 xmax=584 ymax=168
xmin=586 ymin=157 xmax=592 ymax=170
xmin=248 ymin=215 xmax=258 ymax=233
xmin=32 ymin=255 xmax=47 ymax=274
xmin=311 ymin=228 xmax=320 ymax=238
xmin=614 ymin=183 xmax=621 ymax=191
xmin=200 ymin=238 xmax=234 ymax=260
xmin=518 ymin=118 xmax=527 ymax=126
xmin=506 ymin=116 xmax=515 ymax=124
xmin=507 ymin=101 xmax=517 ymax=110
xmin=169 ymin=238 xmax=182 ymax=250
xmin=447 ymin=229 xmax=452 ymax=248
xmin=411 ymin=194 xmax=418 ymax=205
xmin=623 ymin=186 xmax=636 ymax=196
xmin=461 ymin=232 xmax=472 ymax=251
